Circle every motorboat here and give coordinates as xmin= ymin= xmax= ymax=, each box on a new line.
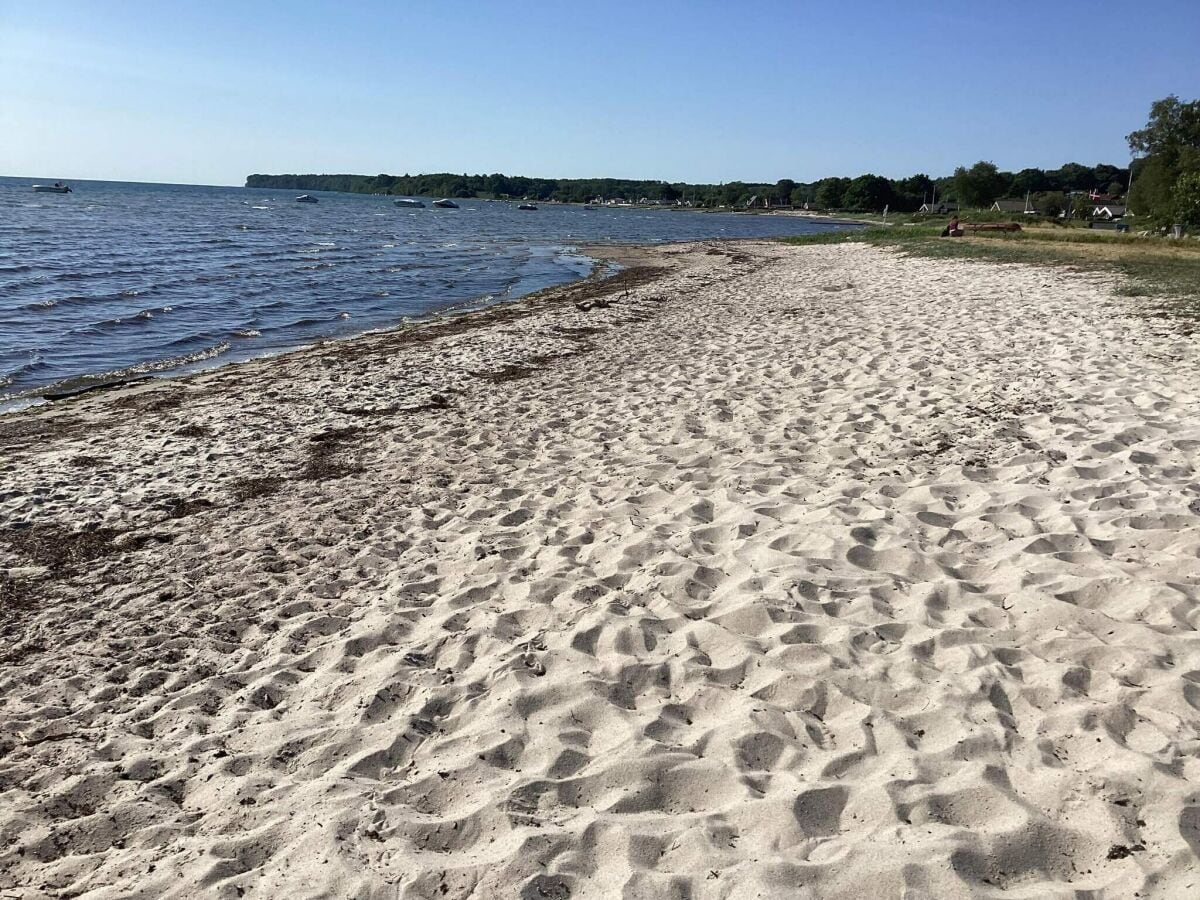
xmin=394 ymin=198 xmax=425 ymax=208
xmin=517 ymin=203 xmax=538 ymax=211
xmin=33 ymin=183 xmax=72 ymax=193
xmin=295 ymin=194 xmax=319 ymax=203
xmin=432 ymin=198 xmax=459 ymax=209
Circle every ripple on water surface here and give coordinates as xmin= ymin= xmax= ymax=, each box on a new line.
xmin=0 ymin=176 xmax=856 ymax=403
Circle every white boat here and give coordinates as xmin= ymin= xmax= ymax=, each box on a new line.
xmin=295 ymin=194 xmax=319 ymax=203
xmin=432 ymin=198 xmax=459 ymax=209
xmin=394 ymin=198 xmax=425 ymax=208
xmin=33 ymin=183 xmax=72 ymax=193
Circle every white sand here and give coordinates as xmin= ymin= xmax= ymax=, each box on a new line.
xmin=2 ymin=241 xmax=1200 ymax=899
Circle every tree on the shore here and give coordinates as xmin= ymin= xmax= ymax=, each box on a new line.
xmin=721 ymin=181 xmax=749 ymax=206
xmin=1175 ymin=172 xmax=1200 ymax=230
xmin=814 ymin=177 xmax=849 ymax=209
xmin=789 ymin=185 xmax=814 ymax=206
xmin=842 ymin=174 xmax=895 ymax=212
xmin=1127 ymin=95 xmax=1200 ymax=226
xmin=246 ymin=161 xmax=1128 ymax=214
xmin=1010 ymin=168 xmax=1050 ymax=195
xmin=953 ymin=161 xmax=1007 ymax=209
xmin=1036 ymin=193 xmax=1064 ymax=218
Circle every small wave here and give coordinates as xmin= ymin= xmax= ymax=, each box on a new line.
xmin=119 ymin=289 xmax=141 ymax=298
xmin=337 ymin=312 xmax=350 ymax=319
xmin=162 ymin=306 xmax=173 ymax=312
xmin=71 ymin=311 xmax=160 ymax=335
xmin=251 ymin=205 xmax=270 ymax=210
xmin=123 ymin=341 xmax=231 ymax=374
xmin=0 ymin=264 xmax=32 ymax=274
xmin=234 ymin=329 xmax=261 ymax=338
xmin=23 ymin=341 xmax=232 ymax=399
xmin=19 ymin=294 xmax=93 ymax=311
xmin=0 ymin=356 xmax=48 ymax=384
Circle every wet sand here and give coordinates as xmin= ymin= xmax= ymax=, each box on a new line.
xmin=2 ymin=241 xmax=1200 ymax=898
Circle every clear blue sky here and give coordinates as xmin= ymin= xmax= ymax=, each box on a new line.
xmin=3 ymin=0 xmax=1198 ymax=186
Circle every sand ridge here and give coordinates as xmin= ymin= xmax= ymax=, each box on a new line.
xmin=2 ymin=242 xmax=1200 ymax=898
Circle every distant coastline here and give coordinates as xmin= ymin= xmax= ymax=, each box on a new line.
xmin=246 ymin=159 xmax=1133 ymax=215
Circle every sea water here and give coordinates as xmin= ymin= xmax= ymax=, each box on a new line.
xmin=1 ymin=177 xmax=854 ymax=406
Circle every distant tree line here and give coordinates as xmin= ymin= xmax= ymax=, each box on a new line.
xmin=246 ymin=161 xmax=1132 ymax=213
xmin=247 ymin=97 xmax=1198 ymax=228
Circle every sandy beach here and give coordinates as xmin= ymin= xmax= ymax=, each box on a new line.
xmin=3 ymin=240 xmax=1200 ymax=898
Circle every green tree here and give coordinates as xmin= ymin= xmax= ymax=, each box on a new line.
xmin=789 ymin=186 xmax=813 ymax=207
xmin=721 ymin=181 xmax=749 ymax=206
xmin=1011 ymin=167 xmax=1050 ymax=195
xmin=1128 ymin=95 xmax=1200 ymax=162
xmin=1049 ymin=163 xmax=1093 ymax=191
xmin=814 ymin=177 xmax=849 ymax=209
xmin=895 ymin=173 xmax=934 ymax=210
xmin=1036 ymin=193 xmax=1064 ymax=218
xmin=842 ymin=174 xmax=895 ymax=211
xmin=1174 ymin=172 xmax=1200 ymax=230
xmin=953 ymin=161 xmax=1007 ymax=208
xmin=1128 ymin=95 xmax=1200 ymax=224
xmin=659 ymin=182 xmax=681 ymax=204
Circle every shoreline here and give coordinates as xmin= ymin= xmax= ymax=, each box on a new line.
xmin=0 ymin=241 xmax=709 ymax=459
xmin=4 ymin=240 xmax=1200 ymax=897
xmin=1 ymin=236 xmax=807 ymax=417
xmin=0 ymin=243 xmax=653 ymax=416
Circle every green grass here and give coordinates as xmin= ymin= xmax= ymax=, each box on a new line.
xmin=783 ymin=223 xmax=1200 ymax=317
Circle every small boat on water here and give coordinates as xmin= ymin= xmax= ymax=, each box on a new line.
xmin=432 ymin=198 xmax=459 ymax=209
xmin=295 ymin=194 xmax=319 ymax=203
xmin=394 ymin=198 xmax=425 ymax=208
xmin=33 ymin=183 xmax=72 ymax=193
xmin=517 ymin=203 xmax=538 ymax=211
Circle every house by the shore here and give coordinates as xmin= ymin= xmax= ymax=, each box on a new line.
xmin=990 ymin=199 xmax=1035 ymax=214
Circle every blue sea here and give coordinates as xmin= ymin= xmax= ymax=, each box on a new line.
xmin=0 ymin=177 xmax=853 ymax=407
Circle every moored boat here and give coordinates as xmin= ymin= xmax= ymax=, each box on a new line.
xmin=33 ymin=183 xmax=72 ymax=193
xmin=295 ymin=194 xmax=319 ymax=203
xmin=394 ymin=198 xmax=425 ymax=208
xmin=432 ymin=198 xmax=459 ymax=209
xmin=517 ymin=203 xmax=538 ymax=211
